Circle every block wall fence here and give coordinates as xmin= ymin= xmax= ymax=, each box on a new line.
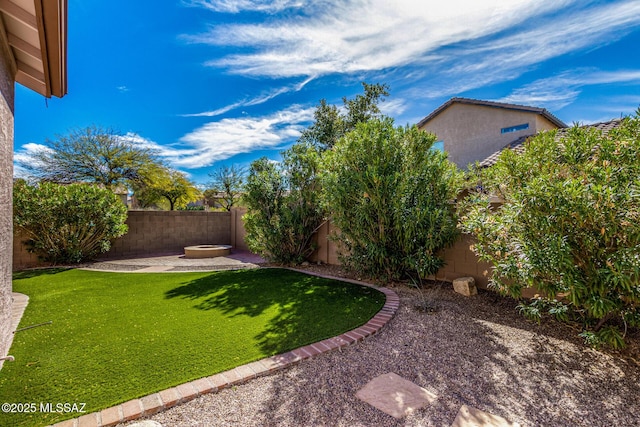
xmin=13 ymin=209 xmax=249 ymax=270
xmin=12 ymin=208 xmax=493 ymax=291
xmin=308 ymin=220 xmax=494 ymax=290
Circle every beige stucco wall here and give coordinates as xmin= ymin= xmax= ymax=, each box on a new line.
xmin=0 ymin=31 xmax=15 ymax=368
xmin=419 ymin=103 xmax=558 ymax=168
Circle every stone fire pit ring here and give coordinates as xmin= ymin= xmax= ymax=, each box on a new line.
xmin=184 ymin=244 xmax=232 ymax=259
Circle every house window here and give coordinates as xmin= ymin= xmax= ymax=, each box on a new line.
xmin=431 ymin=140 xmax=444 ymax=152
xmin=501 ymin=123 xmax=529 ymax=134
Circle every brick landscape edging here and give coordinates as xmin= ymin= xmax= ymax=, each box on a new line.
xmin=50 ymin=270 xmax=399 ymax=427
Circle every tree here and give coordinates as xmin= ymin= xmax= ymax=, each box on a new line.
xmin=206 ymin=165 xmax=245 ymax=211
xmin=299 ymin=82 xmax=389 ymax=150
xmin=460 ymin=113 xmax=640 ymax=348
xmin=13 ymin=181 xmax=128 ymax=263
xmin=132 ymin=165 xmax=201 ymax=210
xmin=242 ymin=83 xmax=390 ymax=264
xmin=18 ymin=125 xmax=159 ymax=190
xmin=243 ymin=143 xmax=324 ymax=264
xmin=321 ymin=117 xmax=462 ymax=281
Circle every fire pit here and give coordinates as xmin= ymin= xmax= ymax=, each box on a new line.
xmin=184 ymin=244 xmax=232 ymax=259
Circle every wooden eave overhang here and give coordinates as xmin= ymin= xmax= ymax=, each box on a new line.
xmin=0 ymin=0 xmax=67 ymax=98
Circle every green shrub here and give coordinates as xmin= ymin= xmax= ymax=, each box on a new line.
xmin=460 ymin=113 xmax=640 ymax=348
xmin=243 ymin=143 xmax=324 ymax=264
xmin=13 ymin=181 xmax=128 ymax=263
xmin=321 ymin=117 xmax=463 ymax=281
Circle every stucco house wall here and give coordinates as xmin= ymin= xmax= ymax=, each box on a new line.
xmin=0 ymin=23 xmax=15 ymax=369
xmin=419 ymin=101 xmax=561 ymax=168
xmin=0 ymin=0 xmax=67 ymax=369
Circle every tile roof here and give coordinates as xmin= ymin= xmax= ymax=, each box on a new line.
xmin=417 ymin=97 xmax=567 ymax=129
xmin=478 ymin=118 xmax=624 ymax=168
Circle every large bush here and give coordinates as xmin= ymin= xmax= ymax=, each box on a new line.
xmin=321 ymin=117 xmax=463 ymax=281
xmin=243 ymin=143 xmax=324 ymax=264
xmin=460 ymin=114 xmax=640 ymax=348
xmin=14 ymin=181 xmax=128 ymax=263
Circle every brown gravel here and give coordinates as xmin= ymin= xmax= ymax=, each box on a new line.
xmin=122 ymin=265 xmax=640 ymax=427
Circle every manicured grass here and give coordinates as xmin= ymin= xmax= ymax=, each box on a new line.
xmin=0 ymin=268 xmax=385 ymax=427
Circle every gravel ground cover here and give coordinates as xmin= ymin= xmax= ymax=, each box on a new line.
xmin=122 ymin=265 xmax=640 ymax=427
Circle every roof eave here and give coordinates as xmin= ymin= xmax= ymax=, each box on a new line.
xmin=7 ymin=0 xmax=67 ymax=98
xmin=417 ymin=97 xmax=567 ymax=128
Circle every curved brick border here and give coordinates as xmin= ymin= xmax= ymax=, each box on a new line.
xmin=50 ymin=270 xmax=399 ymax=427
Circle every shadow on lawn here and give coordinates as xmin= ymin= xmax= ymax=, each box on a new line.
xmin=12 ymin=267 xmax=72 ymax=280
xmin=164 ymin=268 xmax=384 ymax=356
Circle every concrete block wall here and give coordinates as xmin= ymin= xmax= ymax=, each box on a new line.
xmin=308 ymin=220 xmax=494 ymax=290
xmin=230 ymin=208 xmax=249 ymax=251
xmin=104 ymin=211 xmax=233 ymax=259
xmin=12 ymin=210 xmax=248 ymax=268
xmin=12 ymin=229 xmax=41 ymax=271
xmin=12 ymin=208 xmax=497 ymax=292
xmin=431 ymin=233 xmax=493 ymax=289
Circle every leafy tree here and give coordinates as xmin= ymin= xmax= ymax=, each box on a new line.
xmin=132 ymin=165 xmax=201 ymax=210
xmin=18 ymin=125 xmax=159 ymax=190
xmin=243 ymin=143 xmax=324 ymax=264
xmin=321 ymin=117 xmax=463 ymax=281
xmin=299 ymin=82 xmax=389 ymax=150
xmin=13 ymin=181 xmax=128 ymax=263
xmin=243 ymin=83 xmax=391 ymax=263
xmin=460 ymin=114 xmax=640 ymax=348
xmin=206 ymin=165 xmax=245 ymax=211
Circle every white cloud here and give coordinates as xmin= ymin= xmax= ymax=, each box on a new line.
xmin=184 ymin=0 xmax=303 ymax=13
xmin=404 ymin=1 xmax=640 ymax=102
xmin=182 ymin=76 xmax=314 ymax=117
xmin=125 ymin=106 xmax=315 ymax=169
xmin=497 ymin=69 xmax=640 ymax=110
xmin=13 ymin=143 xmax=52 ymax=178
xmin=187 ymin=0 xmax=573 ymax=78
xmin=185 ymin=0 xmax=640 ymax=115
xmin=379 ymin=98 xmax=408 ymax=118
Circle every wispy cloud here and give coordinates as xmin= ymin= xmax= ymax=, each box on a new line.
xmin=497 ymin=69 xmax=640 ymax=110
xmin=379 ymin=98 xmax=408 ymax=118
xmin=186 ymin=0 xmax=572 ymax=78
xmin=116 ymin=86 xmax=129 ymax=93
xmin=13 ymin=143 xmax=53 ymax=179
xmin=182 ymin=76 xmax=314 ymax=117
xmin=183 ymin=0 xmax=303 ymax=14
xmin=186 ymin=0 xmax=640 ymax=113
xmin=126 ymin=106 xmax=314 ymax=169
xmin=406 ymin=1 xmax=640 ymax=101
xmin=14 ymin=107 xmax=314 ymax=176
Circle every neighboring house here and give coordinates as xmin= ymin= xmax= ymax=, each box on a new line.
xmin=0 ymin=0 xmax=67 ymax=369
xmin=417 ymin=97 xmax=567 ymax=169
xmin=478 ymin=118 xmax=624 ymax=168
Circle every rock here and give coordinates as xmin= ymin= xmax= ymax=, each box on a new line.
xmin=453 ymin=277 xmax=477 ymax=297
xmin=301 ymin=261 xmax=310 ymax=266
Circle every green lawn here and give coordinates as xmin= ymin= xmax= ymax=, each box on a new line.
xmin=0 ymin=268 xmax=384 ymax=427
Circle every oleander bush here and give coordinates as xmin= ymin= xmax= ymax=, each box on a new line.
xmin=321 ymin=117 xmax=463 ymax=281
xmin=243 ymin=143 xmax=324 ymax=264
xmin=460 ymin=112 xmax=640 ymax=348
xmin=13 ymin=181 xmax=128 ymax=263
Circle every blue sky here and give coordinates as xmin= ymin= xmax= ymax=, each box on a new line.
xmin=14 ymin=0 xmax=640 ymax=185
